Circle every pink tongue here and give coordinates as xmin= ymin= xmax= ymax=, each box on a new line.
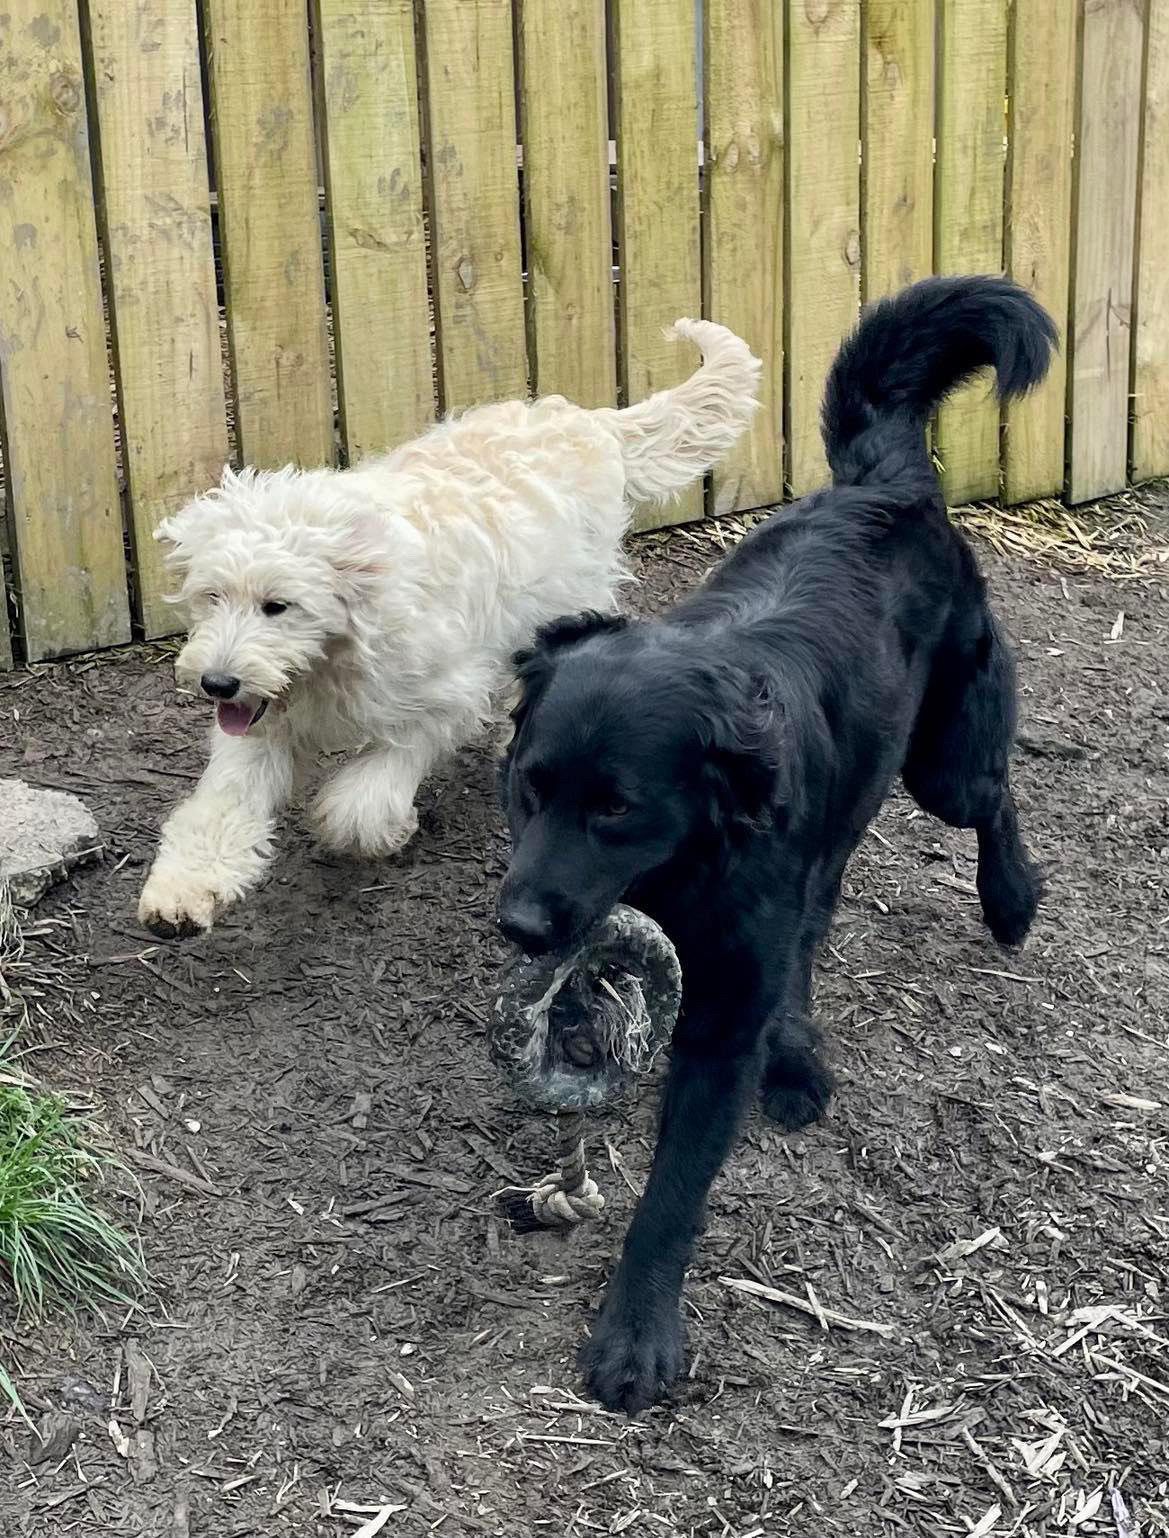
xmin=216 ymin=701 xmax=256 ymax=736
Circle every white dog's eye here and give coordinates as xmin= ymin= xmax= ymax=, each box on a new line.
xmin=261 ymin=600 xmax=288 ymax=617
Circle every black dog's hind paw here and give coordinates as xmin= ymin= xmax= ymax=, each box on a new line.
xmin=978 ymin=861 xmax=1043 ymax=949
xmin=983 ymin=891 xmax=1039 ymax=948
xmin=579 ymin=1297 xmax=685 ymax=1417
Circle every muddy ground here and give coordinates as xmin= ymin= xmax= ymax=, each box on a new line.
xmin=2 ymin=497 xmax=1168 ymax=1537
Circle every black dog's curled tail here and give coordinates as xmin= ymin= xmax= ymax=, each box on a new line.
xmin=821 ymin=275 xmax=1058 ymax=490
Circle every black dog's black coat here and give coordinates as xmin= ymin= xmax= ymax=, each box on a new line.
xmin=496 ymin=277 xmax=1056 ymax=1414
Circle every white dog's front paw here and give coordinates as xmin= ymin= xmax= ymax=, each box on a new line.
xmin=371 ymin=807 xmax=420 ymax=858
xmin=313 ymin=791 xmax=419 ymax=859
xmin=138 ymin=870 xmax=225 ymax=938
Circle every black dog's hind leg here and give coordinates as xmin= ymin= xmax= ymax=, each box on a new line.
xmin=903 ymin=606 xmax=1041 ymax=947
xmin=971 ymin=777 xmax=1040 ymax=946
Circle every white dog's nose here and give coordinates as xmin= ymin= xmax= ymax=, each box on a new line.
xmin=200 ymin=671 xmax=241 ymax=700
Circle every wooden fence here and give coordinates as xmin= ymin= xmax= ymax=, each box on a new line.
xmin=0 ymin=0 xmax=1167 ymax=666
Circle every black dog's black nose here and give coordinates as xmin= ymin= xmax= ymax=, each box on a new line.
xmin=200 ymin=671 xmax=241 ymax=700
xmin=498 ymin=898 xmax=558 ymax=955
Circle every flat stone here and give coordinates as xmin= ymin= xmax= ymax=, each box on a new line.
xmin=0 ymin=778 xmax=101 ymax=906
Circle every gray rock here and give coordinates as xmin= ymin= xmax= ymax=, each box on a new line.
xmin=0 ymin=778 xmax=101 ymax=906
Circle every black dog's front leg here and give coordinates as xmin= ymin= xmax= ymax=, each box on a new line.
xmin=579 ymin=1029 xmax=763 ymax=1415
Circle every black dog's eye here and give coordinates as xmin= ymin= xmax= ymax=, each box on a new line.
xmin=598 ymin=797 xmax=629 ymax=820
xmin=261 ymin=600 xmax=288 ymax=617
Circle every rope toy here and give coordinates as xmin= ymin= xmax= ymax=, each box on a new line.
xmin=488 ymin=905 xmax=682 ymax=1233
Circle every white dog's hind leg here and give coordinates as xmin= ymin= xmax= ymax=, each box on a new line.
xmin=312 ymin=739 xmax=439 ymax=858
xmin=138 ymin=731 xmax=294 ymax=936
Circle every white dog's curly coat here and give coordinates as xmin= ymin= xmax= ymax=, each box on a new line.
xmin=139 ymin=320 xmax=761 ymax=936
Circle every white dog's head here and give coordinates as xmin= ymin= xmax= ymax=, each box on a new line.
xmin=158 ymin=465 xmax=388 ymax=735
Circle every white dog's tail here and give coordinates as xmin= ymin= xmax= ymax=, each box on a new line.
xmin=602 ymin=319 xmax=762 ymax=506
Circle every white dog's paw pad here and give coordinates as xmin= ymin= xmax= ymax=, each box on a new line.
xmin=138 ymin=880 xmax=219 ymax=939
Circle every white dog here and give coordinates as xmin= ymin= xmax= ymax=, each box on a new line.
xmin=138 ymin=320 xmax=761 ymax=936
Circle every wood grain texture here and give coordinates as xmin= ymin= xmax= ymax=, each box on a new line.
xmin=423 ymin=0 xmax=527 ymax=411
xmin=1003 ymin=0 xmax=1076 ymax=504
xmin=935 ymin=0 xmax=1007 ymax=505
xmin=862 ymin=0 xmax=935 ymax=301
xmin=786 ymin=0 xmax=860 ymax=497
xmin=704 ymin=0 xmax=783 ymax=513
xmin=519 ymin=0 xmax=615 ymax=408
xmin=317 ymin=0 xmax=434 ymax=460
xmin=0 ymin=0 xmax=129 ymax=660
xmin=1069 ymin=0 xmax=1145 ymax=504
xmin=89 ymin=0 xmax=228 ymax=637
xmin=203 ymin=0 xmax=332 ymax=468
xmin=1133 ymin=0 xmax=1169 ymax=483
xmin=612 ymin=0 xmax=703 ymax=527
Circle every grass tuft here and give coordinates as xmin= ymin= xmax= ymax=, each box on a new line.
xmin=0 ymin=1060 xmax=145 ymax=1320
xmin=0 ymin=885 xmax=144 ymax=1323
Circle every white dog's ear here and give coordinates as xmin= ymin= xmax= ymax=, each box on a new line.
xmin=153 ymin=502 xmax=199 ymax=577
xmin=326 ymin=509 xmax=391 ymax=583
xmin=154 ymin=466 xmax=237 ymax=577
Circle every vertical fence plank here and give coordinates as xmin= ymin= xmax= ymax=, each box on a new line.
xmin=787 ymin=0 xmax=860 ymax=498
xmin=423 ymin=0 xmax=527 ymax=411
xmin=613 ymin=0 xmax=702 ymax=528
xmin=317 ymin=0 xmax=433 ymax=461
xmin=88 ymin=0 xmax=228 ymax=638
xmin=203 ymin=0 xmax=331 ymax=469
xmin=704 ymin=0 xmax=783 ymax=514
xmin=862 ymin=0 xmax=935 ymax=302
xmin=935 ymin=0 xmax=1007 ymax=506
xmin=0 ymin=0 xmax=129 ymax=660
xmin=0 ymin=581 xmax=11 ymax=667
xmin=519 ymin=0 xmax=615 ymax=408
xmin=1003 ymin=0 xmax=1075 ymax=505
xmin=0 ymin=455 xmax=13 ymax=657
xmin=1133 ymin=0 xmax=1169 ymax=483
xmin=1069 ymin=0 xmax=1145 ymax=504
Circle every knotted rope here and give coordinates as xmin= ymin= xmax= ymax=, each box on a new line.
xmin=489 ymin=906 xmax=681 ymax=1233
xmin=496 ymin=1110 xmax=603 ymax=1232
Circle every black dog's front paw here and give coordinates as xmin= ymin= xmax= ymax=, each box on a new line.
xmin=760 ymin=1067 xmax=833 ymax=1130
xmin=760 ymin=1014 xmax=834 ymax=1130
xmin=578 ymin=1292 xmax=685 ymax=1416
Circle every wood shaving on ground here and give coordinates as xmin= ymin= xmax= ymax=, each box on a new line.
xmin=720 ymin=1275 xmax=895 ymax=1337
xmin=646 ymin=488 xmax=1169 ymax=582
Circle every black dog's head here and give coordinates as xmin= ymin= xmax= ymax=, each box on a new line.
xmin=496 ymin=612 xmax=787 ymax=955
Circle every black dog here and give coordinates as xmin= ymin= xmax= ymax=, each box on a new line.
xmin=496 ymin=276 xmax=1055 ymax=1414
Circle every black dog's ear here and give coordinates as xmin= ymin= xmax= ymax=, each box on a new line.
xmin=701 ymin=674 xmax=787 ymax=832
xmin=509 ymin=610 xmax=629 ymax=718
xmin=511 ymin=610 xmax=628 ymax=675
xmin=501 ymin=613 xmax=629 ymax=797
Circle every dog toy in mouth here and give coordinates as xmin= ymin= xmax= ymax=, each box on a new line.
xmin=488 ymin=904 xmax=682 ymax=1232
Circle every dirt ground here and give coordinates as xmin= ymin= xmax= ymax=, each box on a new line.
xmin=2 ymin=494 xmax=1168 ymax=1538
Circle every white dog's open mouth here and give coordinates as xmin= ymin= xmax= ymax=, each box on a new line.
xmin=216 ymin=698 xmax=269 ymax=736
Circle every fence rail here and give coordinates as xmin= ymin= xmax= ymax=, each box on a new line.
xmin=0 ymin=0 xmax=1167 ymax=665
